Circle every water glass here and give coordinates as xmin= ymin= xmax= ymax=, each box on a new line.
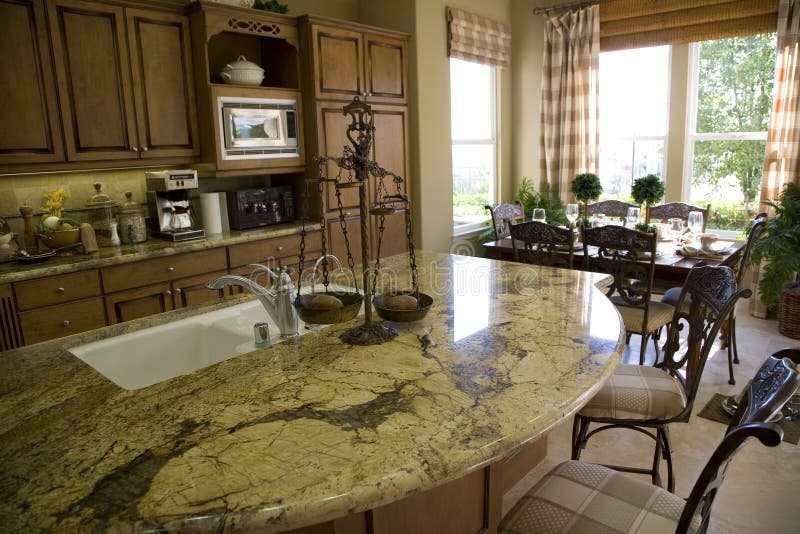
xmin=532 ymin=208 xmax=546 ymax=222
xmin=626 ymin=207 xmax=640 ymax=228
xmin=565 ymin=204 xmax=579 ymax=226
xmin=688 ymin=211 xmax=704 ymax=237
xmin=668 ymin=217 xmax=684 ymax=244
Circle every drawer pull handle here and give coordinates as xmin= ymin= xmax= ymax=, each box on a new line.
xmin=276 ymin=245 xmax=284 ymax=252
xmin=167 ymin=266 xmax=175 ymax=272
xmin=56 ymin=287 xmax=65 ymax=293
xmin=63 ymin=320 xmax=71 ymax=327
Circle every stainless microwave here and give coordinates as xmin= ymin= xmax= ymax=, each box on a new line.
xmin=217 ymin=95 xmax=300 ymax=160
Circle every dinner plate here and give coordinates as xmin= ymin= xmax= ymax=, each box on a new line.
xmin=14 ymin=250 xmax=56 ymax=263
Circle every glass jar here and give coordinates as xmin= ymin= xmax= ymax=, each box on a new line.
xmin=118 ymin=191 xmax=148 ymax=244
xmin=85 ymin=182 xmax=120 ymax=247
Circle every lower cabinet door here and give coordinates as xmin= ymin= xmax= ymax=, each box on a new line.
xmin=172 ymin=270 xmax=227 ymax=308
xmin=104 ymin=282 xmax=174 ymax=324
xmin=18 ymin=297 xmax=107 ymax=345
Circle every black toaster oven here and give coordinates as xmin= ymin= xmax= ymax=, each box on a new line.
xmin=226 ymin=186 xmax=294 ymax=230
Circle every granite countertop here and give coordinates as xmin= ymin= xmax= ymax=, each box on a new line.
xmin=0 ymin=252 xmax=624 ymax=532
xmin=0 ymin=222 xmax=317 ymax=284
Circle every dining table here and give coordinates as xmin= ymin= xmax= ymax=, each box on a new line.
xmin=482 ymin=235 xmax=746 ymax=294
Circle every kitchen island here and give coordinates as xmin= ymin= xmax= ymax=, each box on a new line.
xmin=0 ymin=252 xmax=624 ymax=532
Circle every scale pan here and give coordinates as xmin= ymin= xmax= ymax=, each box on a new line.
xmin=294 ymin=291 xmax=363 ymax=324
xmin=369 ymin=206 xmax=402 ymax=216
xmin=373 ymin=291 xmax=433 ymax=322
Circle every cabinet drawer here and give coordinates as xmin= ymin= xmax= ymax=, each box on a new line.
xmin=228 ymin=232 xmax=321 ymax=268
xmin=19 ymin=297 xmax=106 ymax=345
xmin=101 ymin=248 xmax=227 ymax=293
xmin=15 ymin=270 xmax=102 ymax=311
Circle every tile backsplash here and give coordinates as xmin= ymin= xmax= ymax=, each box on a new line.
xmin=0 ymin=168 xmax=281 ymax=235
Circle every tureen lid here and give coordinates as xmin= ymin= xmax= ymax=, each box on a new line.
xmin=224 ymin=55 xmax=264 ymax=73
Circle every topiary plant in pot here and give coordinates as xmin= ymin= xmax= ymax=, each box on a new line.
xmin=631 ymin=174 xmax=665 ymax=222
xmin=571 ymin=173 xmax=602 ymax=219
xmin=748 ymin=183 xmax=800 ymax=317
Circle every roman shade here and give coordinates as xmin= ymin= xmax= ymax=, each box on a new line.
xmin=446 ymin=7 xmax=511 ymax=69
xmin=600 ymin=0 xmax=779 ymax=51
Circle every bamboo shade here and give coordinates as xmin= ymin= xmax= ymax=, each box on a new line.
xmin=600 ymin=0 xmax=779 ymax=51
xmin=446 ymin=7 xmax=511 ymax=68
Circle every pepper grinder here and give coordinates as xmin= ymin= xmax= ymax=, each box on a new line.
xmin=19 ymin=204 xmax=38 ymax=254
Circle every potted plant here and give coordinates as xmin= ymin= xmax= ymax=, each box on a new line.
xmin=748 ymin=183 xmax=800 ymax=338
xmin=631 ymin=174 xmax=665 ymax=223
xmin=570 ymin=173 xmax=602 ymax=222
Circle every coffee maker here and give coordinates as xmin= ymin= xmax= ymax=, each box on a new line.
xmin=145 ymin=170 xmax=205 ymax=242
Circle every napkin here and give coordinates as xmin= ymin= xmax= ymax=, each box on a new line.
xmin=678 ymin=244 xmax=724 ymax=261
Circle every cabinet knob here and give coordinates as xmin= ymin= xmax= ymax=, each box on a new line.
xmin=167 ymin=266 xmax=175 ymax=272
xmin=132 ymin=146 xmax=139 ymax=152
xmin=62 ymin=320 xmax=71 ymax=327
xmin=56 ymin=287 xmax=65 ymax=293
xmin=276 ymin=245 xmax=284 ymax=252
xmin=166 ymin=290 xmax=172 ymax=295
xmin=175 ymin=288 xmax=182 ymax=293
xmin=142 ymin=146 xmax=149 ymax=151
xmin=344 ymin=211 xmax=352 ymax=217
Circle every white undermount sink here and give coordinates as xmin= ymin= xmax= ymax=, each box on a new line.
xmin=68 ymin=300 xmax=310 ymax=391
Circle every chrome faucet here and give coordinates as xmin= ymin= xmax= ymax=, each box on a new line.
xmin=206 ymin=265 xmax=299 ymax=339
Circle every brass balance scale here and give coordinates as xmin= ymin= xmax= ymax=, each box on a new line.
xmin=294 ymin=97 xmax=433 ymax=346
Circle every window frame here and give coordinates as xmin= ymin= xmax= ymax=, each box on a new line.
xmin=682 ymin=41 xmax=770 ymax=238
xmin=450 ymin=58 xmax=499 ymax=237
xmin=598 ymin=46 xmax=672 ymax=199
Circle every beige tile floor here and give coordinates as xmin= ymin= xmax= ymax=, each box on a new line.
xmin=503 ymin=300 xmax=800 ymax=534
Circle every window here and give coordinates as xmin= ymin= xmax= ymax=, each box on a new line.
xmin=599 ymin=46 xmax=670 ymax=199
xmin=598 ymin=35 xmax=775 ymax=233
xmin=451 ymin=58 xmax=497 ymax=234
xmin=687 ymin=34 xmax=775 ymax=230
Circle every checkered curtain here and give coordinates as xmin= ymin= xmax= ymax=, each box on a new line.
xmin=446 ymin=7 xmax=511 ymax=69
xmin=752 ymin=0 xmax=800 ymax=317
xmin=539 ymin=5 xmax=600 ymax=203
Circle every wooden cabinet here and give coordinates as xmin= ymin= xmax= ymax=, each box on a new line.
xmin=303 ymin=19 xmax=407 ymax=105
xmin=47 ymin=0 xmax=198 ymax=162
xmin=300 ymin=17 xmax=410 ymax=265
xmin=0 ymin=284 xmax=23 ymax=351
xmin=102 ymin=248 xmax=227 ymax=323
xmin=0 ymin=0 xmax=64 ymax=166
xmin=13 ymin=270 xmax=106 ymax=345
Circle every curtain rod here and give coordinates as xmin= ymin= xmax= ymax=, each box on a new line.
xmin=533 ymin=0 xmax=611 ymax=15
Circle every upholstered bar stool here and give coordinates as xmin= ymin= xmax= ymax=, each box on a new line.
xmin=499 ymin=352 xmax=800 ymax=534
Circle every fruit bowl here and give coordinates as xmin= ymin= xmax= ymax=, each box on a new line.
xmin=38 ymin=228 xmax=81 ymax=250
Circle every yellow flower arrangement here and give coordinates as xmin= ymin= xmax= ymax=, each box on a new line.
xmin=40 ymin=188 xmax=68 ymax=218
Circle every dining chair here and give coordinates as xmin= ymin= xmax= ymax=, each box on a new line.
xmin=660 ymin=214 xmax=767 ymax=385
xmin=484 ymin=201 xmax=524 ymax=241
xmin=571 ymin=265 xmax=750 ymax=493
xmin=580 ymin=225 xmax=674 ymax=364
xmin=647 ymin=202 xmax=711 ymax=231
xmin=509 ymin=220 xmax=575 ymax=269
xmin=586 ymin=199 xmax=638 ymax=224
xmin=499 ymin=351 xmax=800 ymax=534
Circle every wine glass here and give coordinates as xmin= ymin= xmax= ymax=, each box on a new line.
xmin=532 ymin=208 xmax=546 ymax=223
xmin=668 ymin=217 xmax=684 ymax=244
xmin=688 ymin=211 xmax=704 ymax=240
xmin=565 ymin=204 xmax=578 ymax=227
xmin=626 ymin=207 xmax=641 ymax=228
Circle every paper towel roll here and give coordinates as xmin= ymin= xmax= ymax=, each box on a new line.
xmin=200 ymin=193 xmax=223 ymax=236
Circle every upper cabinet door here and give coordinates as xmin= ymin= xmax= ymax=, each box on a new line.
xmin=0 ymin=0 xmax=64 ymax=165
xmin=364 ymin=33 xmax=407 ymax=105
xmin=48 ymin=0 xmax=139 ymax=161
xmin=126 ymin=8 xmax=199 ymax=159
xmin=311 ymin=25 xmax=364 ymax=101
